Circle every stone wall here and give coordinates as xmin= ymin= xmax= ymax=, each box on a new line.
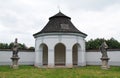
xmin=0 ymin=51 xmax=35 ymax=65
xmin=0 ymin=51 xmax=120 ymax=66
xmin=86 ymin=51 xmax=120 ymax=66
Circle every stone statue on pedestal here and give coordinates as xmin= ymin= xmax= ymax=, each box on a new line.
xmin=100 ymin=41 xmax=108 ymax=58
xmin=12 ymin=38 xmax=19 ymax=57
xmin=11 ymin=38 xmax=20 ymax=69
xmin=100 ymin=41 xmax=110 ymax=69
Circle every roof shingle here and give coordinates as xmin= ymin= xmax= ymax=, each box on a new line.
xmin=33 ymin=12 xmax=87 ymax=36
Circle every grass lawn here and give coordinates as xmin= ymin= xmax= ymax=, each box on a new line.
xmin=0 ymin=65 xmax=120 ymax=78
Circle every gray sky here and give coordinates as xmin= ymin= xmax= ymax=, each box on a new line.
xmin=0 ymin=0 xmax=120 ymax=47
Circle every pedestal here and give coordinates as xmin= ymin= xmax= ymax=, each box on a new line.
xmin=11 ymin=57 xmax=20 ymax=69
xmin=101 ymin=57 xmax=110 ymax=69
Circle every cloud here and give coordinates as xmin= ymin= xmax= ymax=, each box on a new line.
xmin=62 ymin=0 xmax=120 ymax=11
xmin=0 ymin=0 xmax=120 ymax=46
xmin=70 ymin=3 xmax=120 ymax=41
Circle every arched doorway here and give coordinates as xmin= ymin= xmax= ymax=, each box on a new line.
xmin=40 ymin=44 xmax=48 ymax=65
xmin=72 ymin=43 xmax=81 ymax=65
xmin=55 ymin=43 xmax=66 ymax=65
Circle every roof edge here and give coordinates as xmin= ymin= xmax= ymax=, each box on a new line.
xmin=49 ymin=12 xmax=71 ymax=20
xmin=33 ymin=32 xmax=87 ymax=38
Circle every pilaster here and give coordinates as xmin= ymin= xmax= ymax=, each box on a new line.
xmin=78 ymin=49 xmax=86 ymax=66
xmin=66 ymin=49 xmax=73 ymax=68
xmin=48 ymin=49 xmax=54 ymax=68
xmin=34 ymin=50 xmax=43 ymax=67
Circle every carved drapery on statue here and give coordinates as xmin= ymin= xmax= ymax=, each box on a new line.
xmin=12 ymin=38 xmax=19 ymax=57
xmin=100 ymin=41 xmax=108 ymax=58
xmin=11 ymin=38 xmax=20 ymax=69
xmin=100 ymin=41 xmax=110 ymax=69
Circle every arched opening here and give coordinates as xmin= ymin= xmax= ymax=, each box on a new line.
xmin=55 ymin=43 xmax=66 ymax=66
xmin=40 ymin=43 xmax=48 ymax=65
xmin=72 ymin=43 xmax=81 ymax=65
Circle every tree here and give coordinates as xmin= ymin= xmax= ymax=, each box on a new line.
xmin=106 ymin=38 xmax=120 ymax=49
xmin=86 ymin=38 xmax=120 ymax=50
xmin=0 ymin=43 xmax=9 ymax=49
xmin=0 ymin=42 xmax=34 ymax=51
xmin=28 ymin=47 xmax=35 ymax=51
xmin=9 ymin=43 xmax=14 ymax=49
xmin=19 ymin=43 xmax=28 ymax=50
xmin=86 ymin=38 xmax=105 ymax=50
xmin=0 ymin=43 xmax=4 ymax=49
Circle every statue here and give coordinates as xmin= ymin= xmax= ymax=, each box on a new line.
xmin=99 ymin=41 xmax=108 ymax=58
xmin=11 ymin=38 xmax=20 ymax=69
xmin=12 ymin=38 xmax=19 ymax=57
xmin=100 ymin=41 xmax=110 ymax=69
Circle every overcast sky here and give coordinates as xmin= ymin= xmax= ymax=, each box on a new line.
xmin=0 ymin=0 xmax=120 ymax=47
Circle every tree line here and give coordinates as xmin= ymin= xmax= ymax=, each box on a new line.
xmin=0 ymin=37 xmax=120 ymax=51
xmin=86 ymin=38 xmax=120 ymax=50
xmin=0 ymin=42 xmax=35 ymax=51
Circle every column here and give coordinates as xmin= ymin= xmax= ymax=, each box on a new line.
xmin=66 ymin=49 xmax=73 ymax=68
xmin=34 ymin=49 xmax=43 ymax=67
xmin=78 ymin=49 xmax=86 ymax=66
xmin=48 ymin=49 xmax=54 ymax=68
xmin=78 ymin=40 xmax=86 ymax=66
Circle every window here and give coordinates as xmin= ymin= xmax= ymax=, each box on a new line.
xmin=60 ymin=24 xmax=69 ymax=29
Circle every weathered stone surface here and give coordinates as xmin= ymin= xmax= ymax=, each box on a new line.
xmin=11 ymin=57 xmax=20 ymax=69
xmin=11 ymin=38 xmax=20 ymax=69
xmin=101 ymin=57 xmax=110 ymax=69
xmin=100 ymin=41 xmax=110 ymax=69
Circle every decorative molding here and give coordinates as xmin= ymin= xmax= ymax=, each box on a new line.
xmin=58 ymin=35 xmax=62 ymax=42
xmin=41 ymin=37 xmax=44 ymax=43
xmin=35 ymin=33 xmax=86 ymax=38
xmin=41 ymin=35 xmax=76 ymax=39
xmin=48 ymin=49 xmax=54 ymax=52
xmin=35 ymin=50 xmax=40 ymax=52
xmin=76 ymin=36 xmax=79 ymax=43
xmin=66 ymin=49 xmax=72 ymax=52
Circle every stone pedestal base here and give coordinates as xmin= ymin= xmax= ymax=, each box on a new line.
xmin=11 ymin=57 xmax=20 ymax=69
xmin=101 ymin=57 xmax=110 ymax=69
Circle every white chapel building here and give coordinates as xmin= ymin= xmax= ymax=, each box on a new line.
xmin=33 ymin=12 xmax=87 ymax=68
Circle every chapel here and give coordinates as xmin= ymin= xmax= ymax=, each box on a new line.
xmin=33 ymin=12 xmax=87 ymax=68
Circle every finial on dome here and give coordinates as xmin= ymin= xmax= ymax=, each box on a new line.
xmin=57 ymin=0 xmax=61 ymax=12
xmin=57 ymin=5 xmax=61 ymax=12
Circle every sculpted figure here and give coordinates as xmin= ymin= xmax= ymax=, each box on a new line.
xmin=12 ymin=38 xmax=19 ymax=57
xmin=100 ymin=41 xmax=108 ymax=58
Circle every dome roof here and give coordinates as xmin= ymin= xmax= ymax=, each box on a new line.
xmin=33 ymin=12 xmax=87 ymax=37
xmin=49 ymin=12 xmax=71 ymax=20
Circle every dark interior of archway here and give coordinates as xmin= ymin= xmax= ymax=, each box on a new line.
xmin=73 ymin=44 xmax=78 ymax=65
xmin=43 ymin=44 xmax=48 ymax=65
xmin=55 ymin=43 xmax=66 ymax=65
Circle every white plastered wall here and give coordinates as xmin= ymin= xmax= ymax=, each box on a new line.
xmin=34 ymin=33 xmax=86 ymax=67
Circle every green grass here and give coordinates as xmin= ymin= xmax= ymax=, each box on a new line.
xmin=0 ymin=65 xmax=120 ymax=78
